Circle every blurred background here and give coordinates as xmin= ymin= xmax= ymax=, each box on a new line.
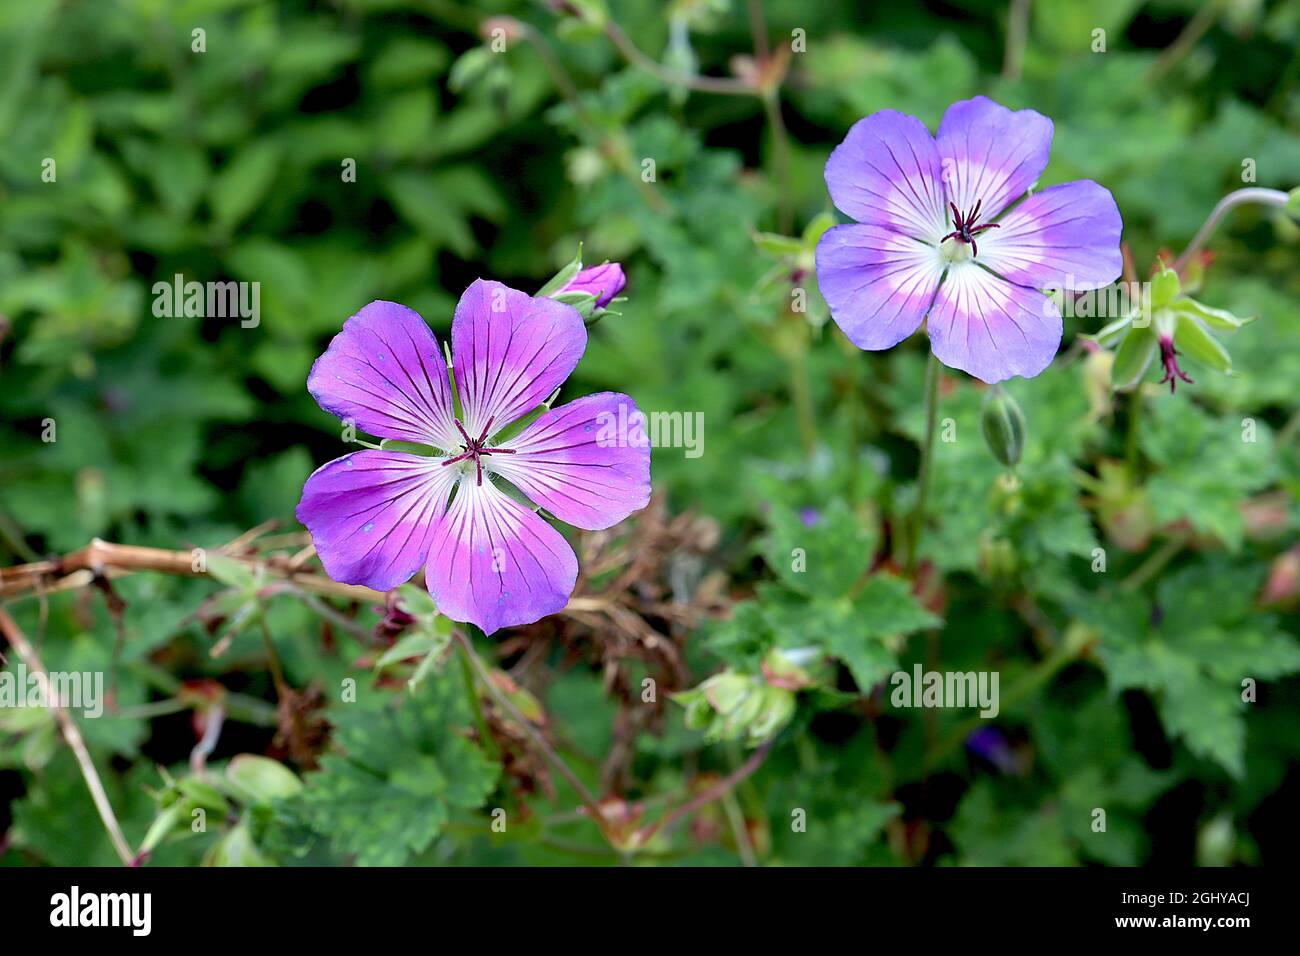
xmin=1 ymin=0 xmax=1298 ymax=866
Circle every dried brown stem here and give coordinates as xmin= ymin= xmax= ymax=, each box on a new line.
xmin=635 ymin=741 xmax=773 ymax=845
xmin=0 ymin=538 xmax=384 ymax=604
xmin=0 ymin=606 xmax=136 ymax=865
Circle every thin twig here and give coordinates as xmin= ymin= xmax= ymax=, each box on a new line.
xmin=0 ymin=538 xmax=384 ymax=604
xmin=0 ymin=607 xmax=136 ymax=865
xmin=636 ymin=741 xmax=773 ymax=844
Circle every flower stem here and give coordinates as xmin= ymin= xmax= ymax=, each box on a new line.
xmin=456 ymin=635 xmax=499 ymax=762
xmin=451 ymin=629 xmax=613 ymax=842
xmin=1125 ymin=385 xmax=1143 ymax=469
xmin=924 ymin=638 xmax=1076 ymax=769
xmin=600 ymin=18 xmax=754 ymax=96
xmin=1173 ymin=187 xmax=1291 ymax=272
xmin=1120 ymin=533 xmax=1189 ymax=593
xmin=1146 ymin=0 xmax=1223 ymax=88
xmin=1001 ymin=0 xmax=1030 ymax=82
xmin=762 ymin=91 xmax=793 ymax=234
xmin=789 ymin=340 xmax=817 ymax=458
xmin=906 ymin=352 xmax=942 ymax=575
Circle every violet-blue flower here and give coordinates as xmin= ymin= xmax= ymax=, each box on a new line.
xmin=296 ymin=280 xmax=651 ymax=634
xmin=561 ymin=262 xmax=625 ymax=309
xmin=816 ymin=96 xmax=1123 ymax=383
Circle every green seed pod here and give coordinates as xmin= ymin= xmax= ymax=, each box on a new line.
xmin=980 ymin=386 xmax=1026 ymax=468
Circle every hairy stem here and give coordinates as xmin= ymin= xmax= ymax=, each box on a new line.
xmin=456 ymin=638 xmax=500 ymax=762
xmin=906 ymin=352 xmax=943 ymax=575
xmin=1173 ymin=187 xmax=1290 ymax=272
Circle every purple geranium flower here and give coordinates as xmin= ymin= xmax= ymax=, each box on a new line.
xmin=816 ymin=96 xmax=1123 ymax=383
xmin=561 ymin=262 xmax=625 ymax=309
xmin=296 ymin=280 xmax=651 ymax=634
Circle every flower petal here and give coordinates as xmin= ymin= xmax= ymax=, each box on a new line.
xmin=936 ymin=96 xmax=1053 ymax=221
xmin=307 ymin=300 xmax=460 ymax=450
xmin=974 ymin=180 xmax=1123 ymax=292
xmin=815 ymin=224 xmax=945 ymax=350
xmin=824 ymin=110 xmax=949 ymax=243
xmin=562 ymin=263 xmax=626 ymax=308
xmin=927 ymin=264 xmax=1062 ymax=383
xmin=296 ymin=450 xmax=457 ymax=592
xmin=451 ymin=279 xmax=587 ymax=439
xmin=490 ymin=392 xmax=652 ymax=531
xmin=425 ymin=479 xmax=578 ymax=634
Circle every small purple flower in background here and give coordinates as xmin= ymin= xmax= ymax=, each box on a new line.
xmin=965 ymin=726 xmax=1018 ymax=774
xmin=560 ymin=262 xmax=625 ymax=309
xmin=816 ymin=96 xmax=1123 ymax=383
xmin=296 ymin=280 xmax=651 ymax=634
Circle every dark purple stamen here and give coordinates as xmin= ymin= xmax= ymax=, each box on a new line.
xmin=440 ymin=416 xmax=515 ymax=486
xmin=940 ymin=199 xmax=1000 ymax=258
xmin=1158 ymin=337 xmax=1193 ymax=393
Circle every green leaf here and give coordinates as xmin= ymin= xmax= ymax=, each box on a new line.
xmin=1140 ymin=399 xmax=1275 ymax=550
xmin=294 ymin=675 xmax=498 ymax=865
xmin=822 ymin=575 xmax=940 ymax=689
xmin=536 ymin=244 xmax=585 ymax=297
xmin=373 ymin=632 xmax=439 ymax=672
xmin=209 ymin=140 xmax=283 ymax=231
xmin=1111 ymin=323 xmax=1157 ymax=390
xmin=205 ymin=554 xmax=258 ymax=592
xmin=753 ymin=232 xmax=804 ymax=257
xmin=226 ymin=755 xmax=303 ymax=804
xmin=203 ymin=822 xmax=273 ymax=867
xmin=1174 ymin=297 xmax=1254 ymax=332
xmin=1150 ymin=264 xmax=1181 ymax=310
xmin=761 ymin=499 xmax=875 ymax=598
xmin=1174 ymin=312 xmax=1231 ymax=373
xmin=1080 ymin=563 xmax=1300 ymax=778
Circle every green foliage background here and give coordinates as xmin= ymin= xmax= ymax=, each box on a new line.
xmin=1 ymin=0 xmax=1299 ymax=866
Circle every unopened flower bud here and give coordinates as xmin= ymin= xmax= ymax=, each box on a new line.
xmin=561 ymin=262 xmax=625 ymax=308
xmin=980 ymin=385 xmax=1025 ymax=468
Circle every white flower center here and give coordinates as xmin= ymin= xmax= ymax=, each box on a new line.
xmin=941 ymin=236 xmax=975 ymax=264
